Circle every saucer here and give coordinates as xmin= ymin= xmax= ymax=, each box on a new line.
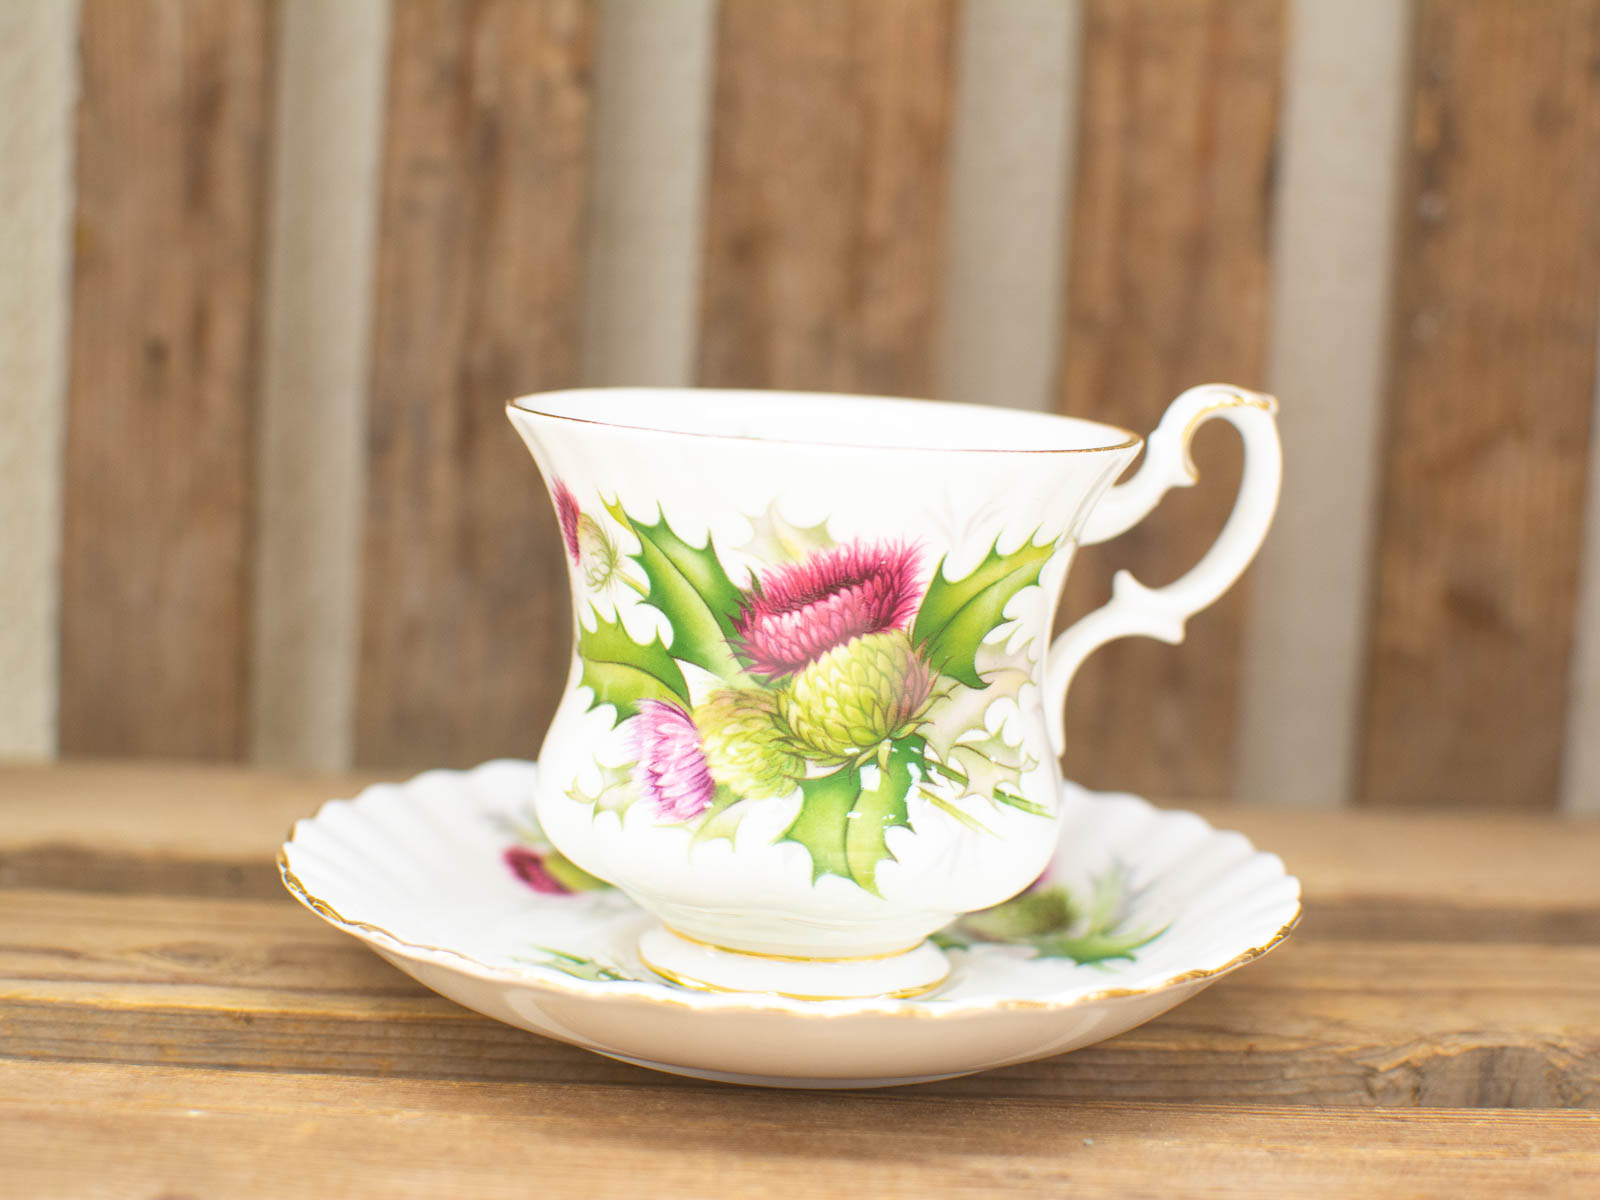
xmin=279 ymin=760 xmax=1300 ymax=1088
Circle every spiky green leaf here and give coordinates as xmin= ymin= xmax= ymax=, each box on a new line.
xmin=606 ymin=499 xmax=744 ymax=679
xmin=780 ymin=740 xmax=924 ymax=896
xmin=912 ymin=537 xmax=1057 ymax=687
xmin=782 ymin=764 xmax=861 ymax=885
xmin=576 ymin=607 xmax=689 ymax=724
xmin=946 ymin=867 xmax=1169 ymax=965
xmin=1030 ymin=925 xmax=1167 ymax=965
xmin=844 ymin=737 xmax=920 ymax=896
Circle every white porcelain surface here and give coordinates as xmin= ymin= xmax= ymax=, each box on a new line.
xmin=503 ymin=385 xmax=1281 ymax=993
xmin=279 ymin=760 xmax=1301 ymax=1088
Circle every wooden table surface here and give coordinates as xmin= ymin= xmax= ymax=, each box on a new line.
xmin=3 ymin=762 xmax=1598 ymax=1197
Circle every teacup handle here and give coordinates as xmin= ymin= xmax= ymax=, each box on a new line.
xmin=1045 ymin=384 xmax=1283 ymax=757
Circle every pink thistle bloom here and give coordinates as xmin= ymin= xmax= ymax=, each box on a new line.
xmin=552 ymin=479 xmax=581 ymax=563
xmin=632 ymin=701 xmax=716 ymax=820
xmin=503 ymin=846 xmax=569 ymax=894
xmin=733 ymin=540 xmax=923 ymax=680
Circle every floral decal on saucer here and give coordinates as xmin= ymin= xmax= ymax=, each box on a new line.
xmin=934 ymin=865 xmax=1167 ymax=965
xmin=496 ymin=811 xmax=609 ymax=895
xmin=513 ymin=946 xmax=632 ymax=983
xmin=553 ymin=485 xmax=1056 ymax=897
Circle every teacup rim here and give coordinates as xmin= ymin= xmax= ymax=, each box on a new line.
xmin=506 ymin=386 xmax=1143 ymax=457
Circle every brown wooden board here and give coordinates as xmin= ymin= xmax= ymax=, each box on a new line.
xmin=5 ymin=764 xmax=1600 ymax=1191
xmin=354 ymin=0 xmax=594 ymax=768
xmin=58 ymin=0 xmax=276 ymax=760
xmin=6 ymin=1062 xmax=1596 ymax=1199
xmin=696 ymin=0 xmax=956 ymax=396
xmin=1053 ymin=0 xmax=1284 ymax=800
xmin=1359 ymin=0 xmax=1600 ymax=811
xmin=4 ymin=886 xmax=1597 ymax=1108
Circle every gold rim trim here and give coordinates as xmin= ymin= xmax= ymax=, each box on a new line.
xmin=279 ymin=822 xmax=1302 ymax=1020
xmin=278 ymin=846 xmax=487 ymax=966
xmin=506 ymin=391 xmax=1143 ymax=458
xmin=661 ymin=924 xmax=925 ymax=965
xmin=1179 ymin=389 xmax=1279 ymax=480
xmin=638 ymin=946 xmax=952 ymax=1003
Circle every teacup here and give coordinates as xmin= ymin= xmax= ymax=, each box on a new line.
xmin=507 ymin=385 xmax=1280 ymax=999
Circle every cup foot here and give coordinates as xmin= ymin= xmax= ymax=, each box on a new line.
xmin=636 ymin=924 xmax=950 ymax=1001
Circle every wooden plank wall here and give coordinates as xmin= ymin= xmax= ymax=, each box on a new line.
xmin=354 ymin=0 xmax=594 ymax=769
xmin=696 ymin=0 xmax=957 ymax=396
xmin=6 ymin=0 xmax=1600 ymax=815
xmin=58 ymin=0 xmax=275 ymax=760
xmin=1054 ymin=0 xmax=1283 ymax=798
xmin=1359 ymin=0 xmax=1600 ymax=811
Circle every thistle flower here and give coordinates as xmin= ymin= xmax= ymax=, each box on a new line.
xmin=733 ymin=540 xmax=923 ymax=680
xmin=552 ymin=479 xmax=582 ymax=564
xmin=781 ymin=629 xmax=935 ymax=763
xmin=631 ymin=700 xmax=716 ymax=820
xmin=503 ymin=845 xmax=607 ymax=894
xmin=694 ymin=688 xmax=804 ymax=799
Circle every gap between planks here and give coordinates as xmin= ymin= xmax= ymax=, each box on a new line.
xmin=0 ymin=0 xmax=79 ymax=758
xmin=249 ymin=0 xmax=391 ymax=771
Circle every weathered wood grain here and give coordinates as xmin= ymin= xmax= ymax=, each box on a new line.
xmin=1053 ymin=0 xmax=1283 ymax=800
xmin=1360 ymin=0 xmax=1600 ymax=811
xmin=355 ymin=0 xmax=594 ymax=769
xmin=3 ymin=766 xmax=1599 ymax=1190
xmin=4 ymin=889 xmax=1597 ymax=1107
xmin=0 ymin=847 xmax=287 ymax=901
xmin=58 ymin=0 xmax=276 ymax=759
xmin=696 ymin=0 xmax=956 ymax=395
xmin=4 ymin=1063 xmax=1599 ymax=1200
xmin=0 ymin=762 xmax=400 ymax=858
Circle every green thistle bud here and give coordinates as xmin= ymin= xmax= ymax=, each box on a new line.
xmin=780 ymin=630 xmax=934 ymax=764
xmin=693 ymin=688 xmax=805 ymax=799
xmin=576 ymin=513 xmax=620 ymax=590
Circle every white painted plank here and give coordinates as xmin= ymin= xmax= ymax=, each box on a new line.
xmin=0 ymin=0 xmax=79 ymax=759
xmin=1235 ymin=0 xmax=1411 ymax=808
xmin=249 ymin=0 xmax=391 ymax=768
xmin=938 ymin=0 xmax=1081 ymax=414
xmin=1562 ymin=301 xmax=1600 ymax=816
xmin=580 ymin=0 xmax=717 ymax=387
